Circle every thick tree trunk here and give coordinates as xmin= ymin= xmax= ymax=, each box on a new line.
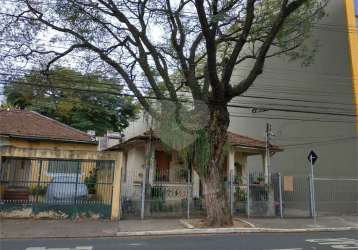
xmin=202 ymin=170 xmax=232 ymax=226
xmin=201 ymin=105 xmax=233 ymax=227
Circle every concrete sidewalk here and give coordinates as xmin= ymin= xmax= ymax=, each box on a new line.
xmin=1 ymin=216 xmax=357 ymax=239
xmin=0 ymin=219 xmax=120 ymax=239
xmin=116 ymin=216 xmax=358 ymax=237
xmin=0 ymin=218 xmax=187 ymax=239
xmin=243 ymin=216 xmax=358 ymax=229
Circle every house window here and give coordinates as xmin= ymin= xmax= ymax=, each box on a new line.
xmin=47 ymin=160 xmax=80 ymax=175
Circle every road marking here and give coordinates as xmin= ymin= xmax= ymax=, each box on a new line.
xmin=307 ymin=238 xmax=353 ymax=243
xmin=265 ymin=248 xmax=302 ymax=250
xmin=306 ymin=238 xmax=358 ymax=249
xmin=128 ymin=243 xmax=143 ymax=246
xmin=25 ymin=247 xmax=93 ymax=250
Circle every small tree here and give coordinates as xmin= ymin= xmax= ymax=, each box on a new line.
xmin=0 ymin=0 xmax=326 ymax=226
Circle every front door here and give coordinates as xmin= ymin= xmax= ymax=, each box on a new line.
xmin=155 ymin=151 xmax=170 ymax=182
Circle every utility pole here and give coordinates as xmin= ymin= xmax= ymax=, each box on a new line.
xmin=265 ymin=123 xmax=272 ymax=184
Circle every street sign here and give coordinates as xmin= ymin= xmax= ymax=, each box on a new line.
xmin=307 ymin=150 xmax=318 ymax=165
xmin=307 ymin=150 xmax=317 ymax=223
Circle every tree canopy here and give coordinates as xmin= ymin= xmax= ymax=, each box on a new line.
xmin=4 ymin=67 xmax=139 ymax=135
xmin=0 ymin=0 xmax=327 ymax=226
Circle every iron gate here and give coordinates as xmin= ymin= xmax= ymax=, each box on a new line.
xmin=231 ymin=172 xmax=281 ymax=217
xmin=281 ymin=175 xmax=311 ymax=217
xmin=121 ymin=165 xmax=194 ymax=219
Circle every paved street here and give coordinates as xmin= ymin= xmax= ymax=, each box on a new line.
xmin=1 ymin=231 xmax=357 ymax=250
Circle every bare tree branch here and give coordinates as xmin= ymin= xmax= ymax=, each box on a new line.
xmin=228 ymin=0 xmax=309 ymax=99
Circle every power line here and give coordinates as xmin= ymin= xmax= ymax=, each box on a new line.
xmin=1 ymin=63 xmax=357 ymax=82
xmin=240 ymin=95 xmax=355 ymax=107
xmin=228 ymin=102 xmax=357 ymax=117
xmin=1 ymin=42 xmax=357 ymax=88
xmin=0 ymin=72 xmax=355 ymax=94
xmin=1 ymin=75 xmax=356 ymax=114
xmin=2 ymin=77 xmax=356 ymax=122
xmin=1 ymin=79 xmax=357 ymax=123
xmin=1 ymin=83 xmax=354 ymax=123
xmin=1 ymin=39 xmax=358 ymax=85
xmin=1 ymin=80 xmax=358 ymax=117
xmin=1 ymin=70 xmax=357 ymax=100
xmin=1 ymin=70 xmax=357 ymax=113
xmin=275 ymin=136 xmax=358 ymax=149
xmin=229 ymin=113 xmax=355 ymax=124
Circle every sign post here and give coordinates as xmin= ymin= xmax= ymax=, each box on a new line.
xmin=308 ymin=150 xmax=318 ymax=223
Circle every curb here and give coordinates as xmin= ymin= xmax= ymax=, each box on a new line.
xmin=2 ymin=227 xmax=357 ymax=240
xmin=116 ymin=227 xmax=358 ymax=237
xmin=179 ymin=218 xmax=255 ymax=229
xmin=0 ymin=235 xmax=118 ymax=240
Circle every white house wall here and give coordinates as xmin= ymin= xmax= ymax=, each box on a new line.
xmin=123 ymin=146 xmax=146 ymax=200
xmin=122 ymin=113 xmax=152 ymax=141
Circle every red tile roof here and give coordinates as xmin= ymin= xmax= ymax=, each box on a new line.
xmin=0 ymin=109 xmax=96 ymax=144
xmin=107 ymin=130 xmax=280 ymax=152
xmin=228 ymin=132 xmax=265 ymax=149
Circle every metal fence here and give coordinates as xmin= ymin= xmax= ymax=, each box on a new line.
xmin=122 ymin=168 xmax=285 ymax=219
xmin=315 ymin=177 xmax=358 ymax=216
xmin=231 ymin=173 xmax=358 ymax=219
xmin=121 ymin=167 xmax=358 ymax=219
xmin=0 ymin=157 xmax=115 ymax=219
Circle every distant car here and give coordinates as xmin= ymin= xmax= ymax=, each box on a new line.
xmin=46 ymin=176 xmax=88 ymax=203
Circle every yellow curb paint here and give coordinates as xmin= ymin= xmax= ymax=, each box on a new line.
xmin=345 ymin=0 xmax=358 ymax=132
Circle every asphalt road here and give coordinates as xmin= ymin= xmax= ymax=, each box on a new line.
xmin=1 ymin=231 xmax=357 ymax=250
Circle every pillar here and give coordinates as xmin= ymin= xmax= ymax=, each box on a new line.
xmin=227 ymin=150 xmax=235 ymax=180
xmin=240 ymin=153 xmax=248 ymax=184
xmin=262 ymin=153 xmax=269 ymax=184
xmin=111 ymin=152 xmax=123 ymax=220
xmin=146 ymin=143 xmax=155 ymax=185
xmin=192 ymin=170 xmax=200 ymax=198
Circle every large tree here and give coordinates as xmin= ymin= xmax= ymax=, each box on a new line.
xmin=0 ymin=0 xmax=326 ymax=226
xmin=4 ymin=67 xmax=139 ymax=135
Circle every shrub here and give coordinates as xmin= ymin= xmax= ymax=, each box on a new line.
xmin=84 ymin=170 xmax=97 ymax=195
xmin=29 ymin=185 xmax=47 ymax=196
